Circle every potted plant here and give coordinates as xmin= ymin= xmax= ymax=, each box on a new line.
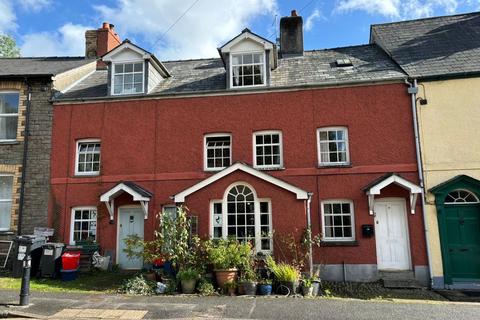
xmin=207 ymin=239 xmax=250 ymax=289
xmin=177 ymin=268 xmax=199 ymax=294
xmin=301 ymin=278 xmax=314 ymax=297
xmin=266 ymin=256 xmax=300 ymax=295
xmin=258 ymin=279 xmax=272 ymax=295
xmin=238 ymin=269 xmax=258 ymax=296
xmin=224 ymin=280 xmax=237 ymax=296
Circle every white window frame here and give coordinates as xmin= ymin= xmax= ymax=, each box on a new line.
xmin=162 ymin=204 xmax=177 ymax=219
xmin=209 ymin=182 xmax=272 ymax=253
xmin=210 ymin=200 xmax=223 ymax=240
xmin=0 ymin=174 xmax=13 ymax=231
xmin=111 ymin=60 xmax=145 ymax=96
xmin=204 ymin=133 xmax=232 ymax=171
xmin=70 ymin=207 xmax=97 ymax=245
xmin=75 ymin=139 xmax=101 ymax=176
xmin=230 ymin=51 xmax=267 ymax=89
xmin=253 ymin=130 xmax=283 ymax=170
xmin=444 ymin=189 xmax=480 ymax=204
xmin=0 ymin=91 xmax=19 ymax=142
xmin=317 ymin=127 xmax=350 ymax=166
xmin=321 ymin=199 xmax=355 ymax=242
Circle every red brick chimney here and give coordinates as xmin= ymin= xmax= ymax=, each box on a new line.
xmin=85 ymin=22 xmax=122 ymax=68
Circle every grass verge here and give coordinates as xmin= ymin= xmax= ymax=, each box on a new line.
xmin=0 ymin=270 xmax=130 ymax=293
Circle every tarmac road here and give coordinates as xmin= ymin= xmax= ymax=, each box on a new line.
xmin=1 ymin=289 xmax=480 ymax=319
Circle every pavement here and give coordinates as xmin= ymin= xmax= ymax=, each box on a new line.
xmin=1 ymin=289 xmax=480 ymax=320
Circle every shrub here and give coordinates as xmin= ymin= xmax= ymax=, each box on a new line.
xmin=123 ymin=206 xmax=196 ymax=270
xmin=177 ymin=268 xmax=199 ymax=281
xmin=119 ymin=275 xmax=155 ymax=295
xmin=206 ymin=239 xmax=252 ymax=270
xmin=197 ymin=279 xmax=216 ymax=296
xmin=266 ymin=255 xmax=300 ymax=282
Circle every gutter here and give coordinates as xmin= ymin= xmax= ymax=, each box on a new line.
xmin=406 ymin=78 xmax=433 ymax=288
xmin=17 ymin=79 xmax=32 ymax=236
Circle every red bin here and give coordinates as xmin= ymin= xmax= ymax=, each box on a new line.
xmin=61 ymin=252 xmax=81 ymax=270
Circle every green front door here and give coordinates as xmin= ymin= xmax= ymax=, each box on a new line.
xmin=443 ymin=204 xmax=480 ymax=282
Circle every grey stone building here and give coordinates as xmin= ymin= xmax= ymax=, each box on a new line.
xmin=0 ymin=57 xmax=96 ymax=244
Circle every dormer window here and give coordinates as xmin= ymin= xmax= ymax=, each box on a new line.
xmin=218 ymin=28 xmax=275 ymax=90
xmin=231 ymin=52 xmax=265 ymax=87
xmin=102 ymin=39 xmax=170 ymax=96
xmin=112 ymin=62 xmax=144 ymax=95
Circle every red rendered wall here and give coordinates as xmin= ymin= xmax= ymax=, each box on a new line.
xmin=50 ymin=83 xmax=427 ymax=266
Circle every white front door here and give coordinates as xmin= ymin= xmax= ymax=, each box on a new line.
xmin=117 ymin=207 xmax=144 ymax=269
xmin=374 ymin=198 xmax=411 ymax=270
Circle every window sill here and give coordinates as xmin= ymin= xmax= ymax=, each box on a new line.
xmin=254 ymin=167 xmax=285 ymax=171
xmin=318 ymin=163 xmax=352 ymax=169
xmin=320 ymin=240 xmax=358 ymax=247
xmin=74 ymin=173 xmax=100 ymax=177
xmin=0 ymin=141 xmax=19 ymax=145
xmin=0 ymin=231 xmax=14 ymax=235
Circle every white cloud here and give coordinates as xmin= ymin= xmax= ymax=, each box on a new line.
xmin=18 ymin=0 xmax=52 ymax=12
xmin=0 ymin=0 xmax=17 ymax=34
xmin=335 ymin=0 xmax=461 ymax=19
xmin=94 ymin=0 xmax=279 ymax=60
xmin=305 ymin=9 xmax=322 ymax=31
xmin=20 ymin=23 xmax=92 ymax=56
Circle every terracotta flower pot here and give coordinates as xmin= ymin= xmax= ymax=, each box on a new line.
xmin=215 ymin=269 xmax=237 ymax=288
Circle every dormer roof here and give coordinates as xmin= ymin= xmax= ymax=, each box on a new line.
xmin=218 ymin=28 xmax=276 ymax=70
xmin=102 ymin=39 xmax=171 ymax=77
xmin=219 ymin=28 xmax=274 ymax=52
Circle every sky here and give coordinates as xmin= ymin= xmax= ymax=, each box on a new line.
xmin=1 ymin=0 xmax=480 ymax=60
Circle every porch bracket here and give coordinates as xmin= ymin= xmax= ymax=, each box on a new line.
xmin=410 ymin=193 xmax=418 ymax=214
xmin=140 ymin=201 xmax=149 ymax=220
xmin=105 ymin=199 xmax=115 ymax=221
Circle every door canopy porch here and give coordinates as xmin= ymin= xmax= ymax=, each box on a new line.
xmin=172 ymin=162 xmax=309 ymax=203
xmin=364 ymin=173 xmax=422 ymax=215
xmin=100 ymin=181 xmax=153 ymax=221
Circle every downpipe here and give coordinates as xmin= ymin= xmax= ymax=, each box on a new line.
xmin=306 ymin=192 xmax=314 ymax=277
xmin=406 ymin=78 xmax=433 ymax=288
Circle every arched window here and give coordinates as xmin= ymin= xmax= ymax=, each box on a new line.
xmin=210 ymin=183 xmax=272 ymax=252
xmin=444 ymin=189 xmax=480 ymax=204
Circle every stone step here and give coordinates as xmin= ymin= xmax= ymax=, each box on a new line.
xmin=379 ymin=270 xmax=415 ymax=280
xmin=383 ymin=279 xmax=424 ymax=289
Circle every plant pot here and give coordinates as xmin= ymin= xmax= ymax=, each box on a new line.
xmin=276 ymin=281 xmax=299 ymax=295
xmin=312 ymin=280 xmax=321 ymax=296
xmin=181 ymin=279 xmax=197 ymax=294
xmin=259 ymin=284 xmax=272 ymax=295
xmin=145 ymin=272 xmax=156 ymax=281
xmin=215 ymin=269 xmax=237 ymax=289
xmin=243 ymin=281 xmax=257 ymax=295
xmin=302 ymin=285 xmax=314 ymax=297
xmin=238 ymin=282 xmax=246 ymax=295
xmin=227 ymin=287 xmax=236 ymax=296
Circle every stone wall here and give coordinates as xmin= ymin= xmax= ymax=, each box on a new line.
xmin=20 ymin=80 xmax=54 ymax=234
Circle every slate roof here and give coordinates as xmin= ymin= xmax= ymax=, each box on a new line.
xmin=370 ymin=12 xmax=480 ymax=79
xmin=58 ymin=44 xmax=405 ymax=100
xmin=123 ymin=181 xmax=153 ymax=198
xmin=0 ymin=57 xmax=95 ymax=77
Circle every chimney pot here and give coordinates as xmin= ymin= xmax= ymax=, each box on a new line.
xmin=109 ymin=24 xmax=115 ymax=30
xmin=102 ymin=22 xmax=109 ymax=29
xmin=291 ymin=10 xmax=298 ymax=17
